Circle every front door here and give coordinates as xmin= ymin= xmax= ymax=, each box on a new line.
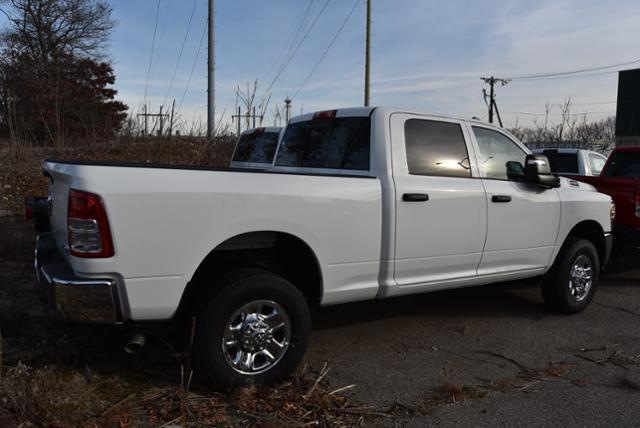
xmin=469 ymin=125 xmax=560 ymax=275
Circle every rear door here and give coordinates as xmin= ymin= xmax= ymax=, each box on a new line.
xmin=391 ymin=114 xmax=487 ymax=286
xmin=469 ymin=125 xmax=560 ymax=275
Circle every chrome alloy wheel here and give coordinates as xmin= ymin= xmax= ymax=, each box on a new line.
xmin=568 ymin=255 xmax=593 ymax=302
xmin=222 ymin=300 xmax=291 ymax=375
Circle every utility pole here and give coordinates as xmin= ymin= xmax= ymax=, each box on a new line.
xmin=232 ymin=107 xmax=264 ymax=136
xmin=284 ymin=96 xmax=292 ymax=123
xmin=364 ymin=0 xmax=371 ymax=106
xmin=207 ymin=0 xmax=215 ymax=141
xmin=233 ymin=106 xmax=241 ymax=136
xmin=142 ymin=104 xmax=148 ymax=136
xmin=481 ymin=76 xmax=510 ymax=127
xmin=168 ymin=99 xmax=176 ymax=140
xmin=137 ymin=106 xmax=169 ymax=138
xmin=158 ymin=105 xmax=164 ymax=137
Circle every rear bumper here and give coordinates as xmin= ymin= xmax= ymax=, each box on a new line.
xmin=35 ymin=233 xmax=123 ymax=324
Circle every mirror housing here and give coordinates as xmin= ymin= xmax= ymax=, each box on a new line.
xmin=523 ymin=154 xmax=560 ymax=189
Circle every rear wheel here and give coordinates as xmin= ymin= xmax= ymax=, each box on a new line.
xmin=541 ymin=238 xmax=599 ymax=314
xmin=193 ymin=269 xmax=310 ymax=389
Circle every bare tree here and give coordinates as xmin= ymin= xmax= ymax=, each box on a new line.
xmin=0 ymin=0 xmax=123 ymax=144
xmin=0 ymin=0 xmax=115 ymax=62
xmin=234 ymin=79 xmax=271 ymax=130
xmin=509 ymin=98 xmax=616 ymax=154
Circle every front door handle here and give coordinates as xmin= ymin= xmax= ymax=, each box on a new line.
xmin=492 ymin=195 xmax=512 ymax=203
xmin=403 ymin=193 xmax=429 ymax=202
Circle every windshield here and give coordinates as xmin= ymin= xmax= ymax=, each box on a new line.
xmin=603 ymin=151 xmax=640 ymax=178
xmin=275 ymin=117 xmax=370 ymax=171
xmin=233 ymin=132 xmax=280 ymax=164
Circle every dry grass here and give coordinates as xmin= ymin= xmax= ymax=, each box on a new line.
xmin=0 ymin=136 xmax=235 ymax=213
xmin=0 ymin=361 xmax=377 ymax=427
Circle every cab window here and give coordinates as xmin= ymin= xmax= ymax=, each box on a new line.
xmin=472 ymin=127 xmax=527 ymax=180
xmin=275 ymin=117 xmax=370 ymax=171
xmin=404 ymin=119 xmax=471 ymax=178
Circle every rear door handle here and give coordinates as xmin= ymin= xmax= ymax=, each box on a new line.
xmin=492 ymin=195 xmax=512 ymax=203
xmin=403 ymin=193 xmax=429 ymax=202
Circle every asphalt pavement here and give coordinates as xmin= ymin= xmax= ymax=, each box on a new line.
xmin=305 ymin=256 xmax=640 ymax=427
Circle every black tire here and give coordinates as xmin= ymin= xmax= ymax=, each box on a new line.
xmin=193 ymin=269 xmax=310 ymax=389
xmin=541 ymin=238 xmax=600 ymax=314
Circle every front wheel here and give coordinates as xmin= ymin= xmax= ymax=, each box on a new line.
xmin=193 ymin=269 xmax=311 ymax=389
xmin=541 ymin=238 xmax=599 ymax=314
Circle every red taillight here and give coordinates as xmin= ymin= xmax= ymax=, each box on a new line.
xmin=67 ymin=189 xmax=114 ymax=258
xmin=25 ymin=206 xmax=33 ymax=220
xmin=313 ymin=109 xmax=337 ymax=120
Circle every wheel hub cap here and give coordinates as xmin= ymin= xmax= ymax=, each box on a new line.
xmin=222 ymin=300 xmax=291 ymax=375
xmin=569 ymin=255 xmax=593 ymax=302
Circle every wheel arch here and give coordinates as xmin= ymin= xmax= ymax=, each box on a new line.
xmin=175 ymin=231 xmax=323 ymax=319
xmin=563 ymin=220 xmax=606 ymax=266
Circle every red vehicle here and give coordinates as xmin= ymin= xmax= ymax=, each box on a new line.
xmin=566 ymin=147 xmax=640 ymax=251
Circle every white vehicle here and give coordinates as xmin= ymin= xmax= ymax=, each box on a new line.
xmin=34 ymin=107 xmax=614 ymax=388
xmin=532 ymin=148 xmax=608 ymax=176
xmin=230 ymin=127 xmax=283 ymax=169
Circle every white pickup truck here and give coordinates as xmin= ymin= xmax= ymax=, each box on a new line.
xmin=34 ymin=107 xmax=614 ymax=388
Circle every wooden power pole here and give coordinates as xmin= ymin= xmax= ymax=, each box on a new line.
xmin=364 ymin=0 xmax=371 ymax=107
xmin=207 ymin=0 xmax=216 ymax=140
xmin=481 ymin=76 xmax=510 ymax=127
xmin=137 ymin=106 xmax=169 ymax=137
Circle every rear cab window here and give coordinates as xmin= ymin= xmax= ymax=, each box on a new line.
xmin=541 ymin=151 xmax=579 ymax=174
xmin=275 ymin=113 xmax=370 ymax=172
xmin=232 ymin=129 xmax=281 ymax=165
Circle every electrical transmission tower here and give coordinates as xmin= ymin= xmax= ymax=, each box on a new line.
xmin=481 ymin=76 xmax=510 ymax=127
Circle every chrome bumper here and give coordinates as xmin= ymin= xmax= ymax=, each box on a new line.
xmin=35 ymin=233 xmax=123 ymax=324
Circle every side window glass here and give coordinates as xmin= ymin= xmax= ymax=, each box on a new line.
xmin=472 ymin=127 xmax=527 ymax=180
xmin=404 ymin=119 xmax=471 ymax=178
xmin=589 ymin=154 xmax=606 ymax=176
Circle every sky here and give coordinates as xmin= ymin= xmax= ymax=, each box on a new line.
xmin=14 ymin=0 xmax=640 ymax=131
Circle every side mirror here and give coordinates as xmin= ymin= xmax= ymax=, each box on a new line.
xmin=524 ymin=154 xmax=560 ymax=189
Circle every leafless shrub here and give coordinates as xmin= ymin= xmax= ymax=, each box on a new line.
xmin=509 ymin=98 xmax=616 ymax=153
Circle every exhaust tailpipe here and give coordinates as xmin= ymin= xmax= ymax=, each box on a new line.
xmin=124 ymin=331 xmax=146 ymax=354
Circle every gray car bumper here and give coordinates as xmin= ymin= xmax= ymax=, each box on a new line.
xmin=35 ymin=233 xmax=123 ymax=324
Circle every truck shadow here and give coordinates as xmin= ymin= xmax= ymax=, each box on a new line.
xmin=311 ymin=283 xmax=545 ymax=331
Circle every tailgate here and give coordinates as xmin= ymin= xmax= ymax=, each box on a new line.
xmin=42 ymin=161 xmax=74 ymax=254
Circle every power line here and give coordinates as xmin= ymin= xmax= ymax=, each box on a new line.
xmin=264 ymin=0 xmax=331 ymax=96
xmin=162 ymin=0 xmax=199 ymax=107
xmin=293 ymin=0 xmax=361 ymax=100
xmin=508 ymin=57 xmax=640 ymax=81
xmin=503 ymin=110 xmax=616 ymax=117
xmin=143 ymin=0 xmax=162 ymax=108
xmin=178 ymin=19 xmax=207 ymax=113
xmin=503 ymin=100 xmax=617 ymax=108
xmin=266 ymin=0 xmax=315 ymax=82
